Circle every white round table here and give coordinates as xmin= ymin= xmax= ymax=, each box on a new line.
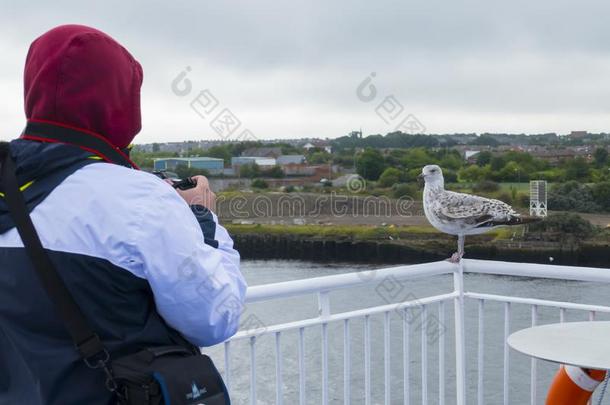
xmin=508 ymin=321 xmax=610 ymax=370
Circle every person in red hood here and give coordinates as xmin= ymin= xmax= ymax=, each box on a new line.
xmin=0 ymin=25 xmax=245 ymax=404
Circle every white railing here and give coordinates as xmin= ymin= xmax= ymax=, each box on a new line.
xmin=216 ymin=259 xmax=610 ymax=405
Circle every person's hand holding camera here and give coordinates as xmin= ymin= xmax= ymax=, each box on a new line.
xmin=174 ymin=175 xmax=216 ymax=212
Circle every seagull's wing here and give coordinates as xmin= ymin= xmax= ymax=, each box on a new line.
xmin=433 ymin=191 xmax=517 ymax=227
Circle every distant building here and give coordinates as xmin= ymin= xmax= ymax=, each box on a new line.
xmin=282 ymin=164 xmax=316 ymax=176
xmin=464 ymin=150 xmax=481 ymax=163
xmin=240 ymin=147 xmax=282 ymax=158
xmin=528 ymin=147 xmax=591 ymax=164
xmin=153 ymin=157 xmax=224 ymax=174
xmin=231 ymin=156 xmax=277 ymax=168
xmin=277 ymin=155 xmax=306 ymax=165
xmin=303 ymin=140 xmax=332 ymax=154
xmin=569 ymin=131 xmax=588 ymax=139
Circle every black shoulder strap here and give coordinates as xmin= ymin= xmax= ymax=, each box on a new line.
xmin=0 ymin=151 xmax=109 ymax=366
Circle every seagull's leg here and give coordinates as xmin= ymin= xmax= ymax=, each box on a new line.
xmin=458 ymin=234 xmax=465 ymax=259
xmin=448 ymin=234 xmax=465 ymax=263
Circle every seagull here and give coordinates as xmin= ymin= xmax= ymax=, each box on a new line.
xmin=420 ymin=164 xmax=541 ymax=263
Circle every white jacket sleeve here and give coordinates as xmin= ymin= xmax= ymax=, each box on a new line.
xmin=129 ymin=178 xmax=246 ymax=347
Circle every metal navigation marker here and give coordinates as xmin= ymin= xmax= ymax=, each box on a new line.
xmin=529 ymin=180 xmax=547 ymax=217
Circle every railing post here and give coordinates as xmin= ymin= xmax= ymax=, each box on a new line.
xmin=421 ymin=305 xmax=428 ymax=405
xmin=298 ymin=327 xmax=306 ymax=405
xmin=503 ymin=302 xmax=511 ymax=405
xmin=318 ymin=291 xmax=330 ymax=405
xmin=439 ymin=301 xmax=446 ymax=405
xmin=318 ymin=291 xmax=331 ymax=318
xmin=403 ymin=308 xmax=411 ymax=405
xmin=275 ymin=332 xmax=283 ymax=405
xmin=249 ymin=336 xmax=257 ymax=405
xmin=344 ymin=319 xmax=351 ymax=405
xmin=365 ymin=314 xmax=372 ymax=405
xmin=224 ymin=341 xmax=231 ymax=392
xmin=384 ymin=311 xmax=391 ymax=405
xmin=454 ymin=261 xmax=466 ymax=405
xmin=477 ymin=299 xmax=485 ymax=405
xmin=530 ymin=305 xmax=538 ymax=405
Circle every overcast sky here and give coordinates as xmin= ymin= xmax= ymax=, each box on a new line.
xmin=2 ymin=0 xmax=610 ymax=143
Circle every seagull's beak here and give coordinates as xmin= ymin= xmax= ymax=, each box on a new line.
xmin=417 ymin=173 xmax=424 ymax=185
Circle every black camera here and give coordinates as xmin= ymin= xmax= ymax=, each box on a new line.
xmin=152 ymin=171 xmax=197 ymax=190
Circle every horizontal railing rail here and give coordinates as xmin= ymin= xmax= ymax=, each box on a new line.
xmin=244 ymin=260 xmax=456 ymax=303
xmin=232 ymin=291 xmax=459 ymax=340
xmin=462 ymin=258 xmax=610 ymax=282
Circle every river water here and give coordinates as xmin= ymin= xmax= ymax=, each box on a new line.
xmin=206 ymin=260 xmax=610 ymax=405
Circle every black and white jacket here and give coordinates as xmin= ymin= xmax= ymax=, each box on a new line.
xmin=0 ymin=140 xmax=246 ymax=405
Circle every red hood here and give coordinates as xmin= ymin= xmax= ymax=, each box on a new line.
xmin=24 ymin=25 xmax=143 ymax=149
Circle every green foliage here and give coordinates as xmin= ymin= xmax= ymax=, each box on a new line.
xmin=251 ymin=179 xmax=269 ymax=189
xmin=516 ymin=192 xmax=530 ymax=208
xmin=495 ymin=191 xmax=513 ymax=205
xmin=442 ymin=169 xmax=458 ymax=183
xmin=130 ymin=151 xmax=178 ymax=169
xmin=378 ymin=167 xmax=403 ymax=187
xmin=384 ymin=149 xmax=406 ymax=167
xmin=471 ymin=134 xmax=500 ymax=146
xmin=473 ymin=180 xmax=500 ymax=193
xmin=391 ymin=183 xmax=419 ymax=199
xmin=356 ymin=148 xmax=386 ymax=180
xmin=205 ymin=145 xmax=233 ymax=164
xmin=548 ymin=181 xmax=601 ymax=212
xmin=476 ymin=151 xmax=492 ymax=166
xmin=490 ymin=156 xmax=506 ymax=171
xmin=403 ymin=168 xmax=423 ymax=182
xmin=333 ymin=149 xmax=357 ymax=168
xmin=308 ymin=151 xmax=332 ymax=164
xmin=439 ymin=154 xmax=462 ymax=170
xmin=332 ymin=131 xmax=458 ymax=150
xmin=263 ymin=166 xmax=285 ymax=178
xmin=401 ymin=148 xmax=435 ymax=169
xmin=590 ymin=168 xmax=610 ymax=183
xmin=496 ymin=161 xmax=528 ymax=182
xmin=530 ymin=169 xmax=566 ymax=182
xmin=279 ymin=144 xmax=301 ymax=155
xmin=240 ymin=163 xmax=261 ymax=179
xmin=529 ymin=213 xmax=595 ymax=239
xmin=591 ymin=181 xmax=610 ymax=211
xmin=174 ymin=164 xmax=210 ymax=179
xmin=564 ymin=157 xmax=590 ymax=181
xmin=594 ymin=148 xmax=609 ymax=167
xmin=458 ymin=165 xmax=490 ymax=182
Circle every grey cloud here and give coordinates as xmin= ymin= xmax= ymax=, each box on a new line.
xmin=1 ymin=0 xmax=610 ymax=141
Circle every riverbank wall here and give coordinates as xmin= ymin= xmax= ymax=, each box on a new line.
xmin=232 ymin=233 xmax=610 ymax=267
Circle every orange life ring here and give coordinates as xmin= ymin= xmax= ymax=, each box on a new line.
xmin=546 ymin=364 xmax=607 ymax=405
